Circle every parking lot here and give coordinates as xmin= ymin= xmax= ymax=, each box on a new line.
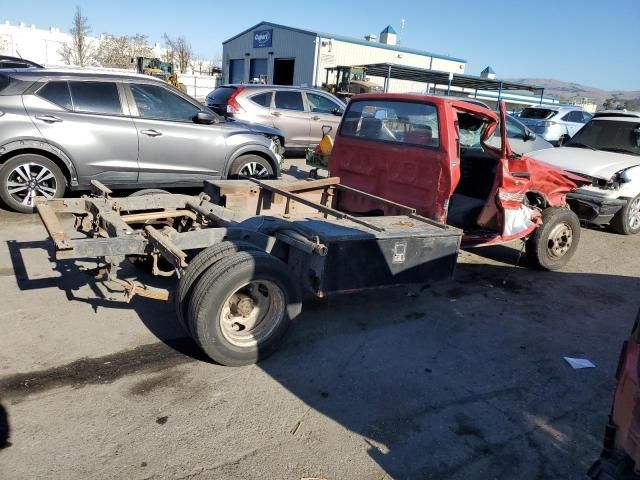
xmin=0 ymin=158 xmax=637 ymax=479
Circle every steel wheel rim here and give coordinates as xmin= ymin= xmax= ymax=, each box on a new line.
xmin=239 ymin=162 xmax=269 ymax=178
xmin=6 ymin=162 xmax=57 ymax=207
xmin=547 ymin=222 xmax=573 ymax=258
xmin=628 ymin=197 xmax=640 ymax=230
xmin=219 ymin=280 xmax=285 ymax=348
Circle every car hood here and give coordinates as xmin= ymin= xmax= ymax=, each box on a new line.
xmin=527 ymin=146 xmax=640 ymax=180
xmin=224 ymin=119 xmax=283 ymax=138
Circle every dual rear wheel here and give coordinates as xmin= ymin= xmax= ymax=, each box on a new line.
xmin=176 ymin=243 xmax=301 ymax=366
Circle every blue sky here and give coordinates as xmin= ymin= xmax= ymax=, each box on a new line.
xmin=3 ymin=0 xmax=639 ymax=90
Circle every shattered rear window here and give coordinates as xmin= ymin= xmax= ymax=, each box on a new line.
xmin=520 ymin=108 xmax=557 ymax=120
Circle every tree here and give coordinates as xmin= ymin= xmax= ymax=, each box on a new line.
xmin=162 ymin=34 xmax=192 ymax=73
xmin=603 ymin=97 xmax=617 ymax=110
xmin=59 ymin=6 xmax=95 ymax=66
xmin=96 ymin=33 xmax=153 ymax=69
xmin=0 ymin=36 xmax=10 ymax=54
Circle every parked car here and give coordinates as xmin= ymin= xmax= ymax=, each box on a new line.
xmin=206 ymin=84 xmax=346 ymax=153
xmin=459 ymin=98 xmax=553 ymax=154
xmin=0 ymin=55 xmax=42 ymax=69
xmin=328 ymin=93 xmax=587 ymax=270
xmin=518 ymin=105 xmax=592 ymax=146
xmin=588 ymin=308 xmax=640 ymax=479
xmin=0 ymin=69 xmax=285 ymax=213
xmin=527 ymin=111 xmax=640 ymax=235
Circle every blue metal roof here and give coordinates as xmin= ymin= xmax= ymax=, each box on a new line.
xmin=223 ymin=21 xmax=467 ymax=64
xmin=381 ymin=25 xmax=397 ymax=34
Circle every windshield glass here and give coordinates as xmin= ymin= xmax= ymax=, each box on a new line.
xmin=520 ymin=108 xmax=557 ymax=120
xmin=565 ymin=119 xmax=640 ymax=156
xmin=341 ymin=99 xmax=440 ymax=148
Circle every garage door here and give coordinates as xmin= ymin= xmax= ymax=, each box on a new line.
xmin=229 ymin=59 xmax=245 ymax=84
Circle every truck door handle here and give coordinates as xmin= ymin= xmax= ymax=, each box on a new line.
xmin=312 ymin=115 xmax=321 ymax=120
xmin=141 ymin=129 xmax=162 ymax=137
xmin=512 ymin=172 xmax=530 ymax=179
xmin=36 ymin=114 xmax=62 ymax=123
xmin=271 ymin=111 xmax=282 ymax=117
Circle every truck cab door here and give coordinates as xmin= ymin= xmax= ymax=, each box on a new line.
xmin=331 ymin=98 xmax=451 ymax=221
xmin=476 ymin=101 xmax=536 ymax=240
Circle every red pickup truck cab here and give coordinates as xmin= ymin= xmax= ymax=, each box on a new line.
xmin=329 ymin=94 xmax=585 ymax=270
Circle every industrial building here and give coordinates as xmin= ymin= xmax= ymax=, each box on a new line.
xmin=221 ymin=21 xmax=467 ymax=93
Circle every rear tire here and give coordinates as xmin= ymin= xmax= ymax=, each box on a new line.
xmin=128 ymin=188 xmax=172 ymax=197
xmin=526 ymin=207 xmax=580 ymax=270
xmin=610 ymin=194 xmax=640 ymax=235
xmin=228 ymin=154 xmax=274 ymax=179
xmin=0 ymin=154 xmax=66 ymax=213
xmin=174 ymin=241 xmax=261 ymax=333
xmin=187 ymin=251 xmax=302 ymax=366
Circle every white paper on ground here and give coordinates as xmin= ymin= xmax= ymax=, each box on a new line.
xmin=564 ymin=357 xmax=596 ymax=369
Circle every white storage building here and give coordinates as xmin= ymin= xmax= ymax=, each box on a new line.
xmin=221 ymin=21 xmax=467 ymax=93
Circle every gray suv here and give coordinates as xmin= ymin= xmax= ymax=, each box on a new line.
xmin=0 ymin=69 xmax=285 ymax=213
xmin=206 ymin=85 xmax=345 ymax=153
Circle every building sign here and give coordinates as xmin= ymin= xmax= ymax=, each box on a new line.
xmin=253 ymin=29 xmax=273 ymax=48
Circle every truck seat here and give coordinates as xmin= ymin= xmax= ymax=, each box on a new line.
xmin=447 ymin=194 xmax=485 ymax=228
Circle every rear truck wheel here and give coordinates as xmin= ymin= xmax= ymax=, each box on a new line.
xmin=0 ymin=154 xmax=66 ymax=213
xmin=174 ymin=241 xmax=261 ymax=333
xmin=228 ymin=154 xmax=274 ymax=179
xmin=610 ymin=194 xmax=640 ymax=235
xmin=128 ymin=188 xmax=172 ymax=197
xmin=526 ymin=207 xmax=580 ymax=270
xmin=187 ymin=251 xmax=302 ymax=366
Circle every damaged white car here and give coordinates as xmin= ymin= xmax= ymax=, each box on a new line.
xmin=528 ymin=111 xmax=640 ymax=235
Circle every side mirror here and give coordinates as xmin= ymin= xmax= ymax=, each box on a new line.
xmin=332 ymin=108 xmax=344 ymax=116
xmin=524 ymin=129 xmax=536 ymax=141
xmin=193 ymin=111 xmax=216 ymax=124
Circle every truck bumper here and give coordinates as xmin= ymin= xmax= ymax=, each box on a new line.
xmin=567 ymin=192 xmax=627 ymax=226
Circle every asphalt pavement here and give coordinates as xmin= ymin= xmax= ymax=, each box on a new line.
xmin=0 ymin=159 xmax=639 ymax=479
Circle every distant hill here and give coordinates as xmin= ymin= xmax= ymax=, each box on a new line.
xmin=508 ymin=78 xmax=640 ymax=110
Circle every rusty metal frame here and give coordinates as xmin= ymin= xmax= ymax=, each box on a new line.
xmin=246 ymin=177 xmax=386 ymax=232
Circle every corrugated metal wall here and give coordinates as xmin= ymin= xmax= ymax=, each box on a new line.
xmin=318 ymin=39 xmax=466 ymax=94
xmin=222 ymin=24 xmax=317 ymax=85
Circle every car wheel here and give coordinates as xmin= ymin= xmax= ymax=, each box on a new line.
xmin=611 ymin=194 xmax=640 ymax=235
xmin=0 ymin=154 xmax=66 ymax=213
xmin=228 ymin=154 xmax=274 ymax=179
xmin=187 ymin=251 xmax=302 ymax=366
xmin=174 ymin=241 xmax=261 ymax=334
xmin=128 ymin=188 xmax=172 ymax=197
xmin=525 ymin=207 xmax=580 ymax=270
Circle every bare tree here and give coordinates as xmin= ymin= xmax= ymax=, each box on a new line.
xmin=0 ymin=36 xmax=10 ymax=54
xmin=59 ymin=6 xmax=95 ymax=66
xmin=162 ymin=34 xmax=192 ymax=73
xmin=96 ymin=33 xmax=153 ymax=69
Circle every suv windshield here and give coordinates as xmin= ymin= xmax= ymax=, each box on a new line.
xmin=565 ymin=119 xmax=640 ymax=156
xmin=520 ymin=108 xmax=557 ymax=120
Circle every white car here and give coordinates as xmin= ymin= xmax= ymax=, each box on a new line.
xmin=527 ymin=111 xmax=640 ymax=235
xmin=518 ymin=105 xmax=592 ymax=146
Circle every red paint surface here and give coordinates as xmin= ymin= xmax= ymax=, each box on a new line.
xmin=330 ymin=94 xmax=582 ymax=246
